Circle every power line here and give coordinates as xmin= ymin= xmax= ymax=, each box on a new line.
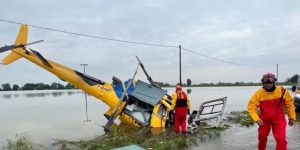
xmin=279 ymin=65 xmax=299 ymax=74
xmin=1 ymin=19 xmax=297 ymax=72
xmin=181 ymin=47 xmax=269 ymax=68
xmin=0 ymin=19 xmax=177 ymax=48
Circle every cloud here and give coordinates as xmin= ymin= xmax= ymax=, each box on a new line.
xmin=0 ymin=0 xmax=299 ymax=85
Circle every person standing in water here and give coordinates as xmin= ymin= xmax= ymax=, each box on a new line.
xmin=248 ymin=73 xmax=296 ymax=150
xmin=171 ymin=85 xmax=191 ymax=134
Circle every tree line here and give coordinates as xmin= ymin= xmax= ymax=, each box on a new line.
xmin=0 ymin=82 xmax=75 ymax=91
xmin=171 ymin=74 xmax=299 ymax=87
xmin=0 ymin=74 xmax=298 ymax=91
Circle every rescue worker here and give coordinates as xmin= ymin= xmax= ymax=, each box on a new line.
xmin=247 ymin=73 xmax=296 ymax=150
xmin=171 ymin=85 xmax=191 ymax=134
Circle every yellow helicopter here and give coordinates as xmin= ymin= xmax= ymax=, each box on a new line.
xmin=1 ymin=25 xmax=228 ymax=132
xmin=0 ymin=24 xmax=173 ymax=130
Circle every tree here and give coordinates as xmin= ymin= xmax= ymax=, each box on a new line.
xmin=50 ymin=82 xmax=64 ymax=89
xmin=1 ymin=83 xmax=12 ymax=91
xmin=36 ymin=83 xmax=48 ymax=90
xmin=22 ymin=83 xmax=35 ymax=90
xmin=12 ymin=84 xmax=20 ymax=90
xmin=187 ymin=79 xmax=192 ymax=86
xmin=44 ymin=84 xmax=50 ymax=89
xmin=65 ymin=83 xmax=75 ymax=89
xmin=286 ymin=74 xmax=299 ymax=83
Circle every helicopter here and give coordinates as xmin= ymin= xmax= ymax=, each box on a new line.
xmin=0 ymin=24 xmax=227 ymax=132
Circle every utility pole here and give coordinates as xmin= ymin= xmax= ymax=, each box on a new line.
xmin=80 ymin=63 xmax=91 ymax=122
xmin=179 ymin=45 xmax=182 ymax=86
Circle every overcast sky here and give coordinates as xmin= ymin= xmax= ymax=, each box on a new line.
xmin=0 ymin=0 xmax=299 ymax=85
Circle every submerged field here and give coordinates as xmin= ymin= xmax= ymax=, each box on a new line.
xmin=1 ymin=88 xmax=300 ymax=149
xmin=3 ymin=111 xmax=254 ymax=150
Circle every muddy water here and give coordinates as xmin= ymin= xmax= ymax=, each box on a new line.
xmin=191 ymin=121 xmax=300 ymax=150
xmin=0 ymin=87 xmax=299 ymax=149
xmin=185 ymin=86 xmax=300 ymax=150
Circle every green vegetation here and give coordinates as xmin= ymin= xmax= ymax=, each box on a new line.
xmin=177 ymin=74 xmax=299 ymax=87
xmin=161 ymin=74 xmax=299 ymax=87
xmin=3 ymin=123 xmax=229 ymax=150
xmin=53 ymin=123 xmax=229 ymax=150
xmin=1 ymin=122 xmax=231 ymax=150
xmin=3 ymin=114 xmax=252 ymax=150
xmin=5 ymin=136 xmax=32 ymax=150
xmin=0 ymin=74 xmax=298 ymax=91
xmin=4 ymin=136 xmax=47 ymax=150
xmin=227 ymin=111 xmax=255 ymax=127
xmin=0 ymin=82 xmax=75 ymax=91
xmin=285 ymin=74 xmax=299 ymax=84
xmin=0 ymin=81 xmax=292 ymax=91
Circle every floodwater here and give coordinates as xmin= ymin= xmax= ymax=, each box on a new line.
xmin=0 ymin=87 xmax=299 ymax=149
xmin=0 ymin=90 xmax=109 ymax=148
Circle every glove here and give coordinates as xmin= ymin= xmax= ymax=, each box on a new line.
xmin=288 ymin=119 xmax=295 ymax=126
xmin=187 ymin=109 xmax=190 ymax=115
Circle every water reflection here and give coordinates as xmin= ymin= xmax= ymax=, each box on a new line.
xmin=2 ymin=94 xmax=12 ymax=99
xmin=67 ymin=91 xmax=75 ymax=96
xmin=24 ymin=92 xmax=50 ymax=98
xmin=187 ymin=89 xmax=192 ymax=94
xmin=51 ymin=92 xmax=64 ymax=97
xmin=150 ymin=127 xmax=164 ymax=135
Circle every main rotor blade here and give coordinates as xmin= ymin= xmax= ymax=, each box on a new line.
xmin=136 ymin=56 xmax=159 ymax=88
xmin=0 ymin=45 xmax=19 ymax=53
xmin=26 ymin=40 xmax=44 ymax=46
xmin=0 ymin=40 xmax=44 ymax=53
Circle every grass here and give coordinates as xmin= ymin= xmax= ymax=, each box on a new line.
xmin=226 ymin=110 xmax=255 ymax=127
xmin=1 ymin=124 xmax=230 ymax=150
xmin=4 ymin=111 xmax=253 ymax=150
xmin=53 ymin=122 xmax=230 ymax=150
xmin=3 ymin=136 xmax=49 ymax=150
xmin=5 ymin=136 xmax=33 ymax=150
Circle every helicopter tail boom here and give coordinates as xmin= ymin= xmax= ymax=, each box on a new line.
xmin=1 ymin=24 xmax=28 ymax=64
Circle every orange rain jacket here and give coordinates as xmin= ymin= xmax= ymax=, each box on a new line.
xmin=248 ymin=86 xmax=296 ymax=122
xmin=171 ymin=91 xmax=191 ymax=110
